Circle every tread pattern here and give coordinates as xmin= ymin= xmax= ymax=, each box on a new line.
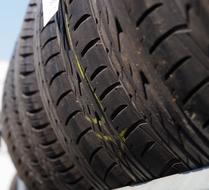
xmin=15 ymin=2 xmax=94 ymax=190
xmin=107 ymin=0 xmax=209 ymax=175
xmin=63 ymin=0 xmax=191 ymax=180
xmin=33 ymin=4 xmax=134 ymax=189
xmin=2 ymin=56 xmax=40 ymax=190
xmin=4 ymin=0 xmax=209 ymax=189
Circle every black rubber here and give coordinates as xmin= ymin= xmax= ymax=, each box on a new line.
xmin=2 ymin=50 xmax=42 ymax=190
xmin=89 ymin=0 xmax=209 ymax=177
xmin=106 ymin=0 xmax=209 ymax=169
xmin=2 ymin=2 xmax=59 ymax=189
xmin=2 ymin=1 xmax=93 ymax=190
xmin=34 ymin=2 xmax=134 ymax=189
xmin=56 ymin=0 xmax=209 ymax=186
xmin=56 ymin=0 xmax=185 ymax=183
xmin=12 ymin=1 xmax=94 ymax=190
xmin=2 ymin=0 xmax=209 ymax=189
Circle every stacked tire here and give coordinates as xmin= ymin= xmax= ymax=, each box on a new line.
xmin=2 ymin=0 xmax=209 ymax=189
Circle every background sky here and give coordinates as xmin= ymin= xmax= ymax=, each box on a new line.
xmin=0 ymin=1 xmax=29 ymax=190
xmin=0 ymin=1 xmax=28 ymax=61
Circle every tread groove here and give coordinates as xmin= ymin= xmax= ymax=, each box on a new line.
xmin=124 ymin=121 xmax=147 ymax=139
xmin=49 ymin=70 xmax=66 ymax=86
xmin=58 ymin=164 xmax=75 ymax=175
xmin=115 ymin=17 xmax=123 ymax=52
xmin=89 ymin=147 xmax=103 ymax=164
xmin=76 ymin=127 xmax=92 ymax=144
xmin=33 ymin=122 xmax=50 ymax=130
xmin=21 ymin=35 xmax=33 ymax=40
xmin=24 ymin=18 xmax=35 ymax=22
xmin=100 ymin=82 xmax=121 ymax=100
xmin=48 ymin=151 xmax=65 ymax=160
xmin=149 ymin=24 xmax=188 ymax=54
xmin=104 ymin=163 xmax=117 ymax=181
xmin=41 ymin=36 xmax=57 ymax=49
xmin=159 ymin=159 xmax=180 ymax=176
xmin=22 ymin=90 xmax=38 ymax=97
xmin=81 ymin=38 xmax=100 ymax=57
xmin=110 ymin=104 xmax=128 ymax=120
xmin=41 ymin=139 xmax=57 ymax=147
xmin=140 ymin=71 xmax=149 ymax=99
xmin=90 ymin=66 xmax=108 ymax=81
xmin=164 ymin=56 xmax=191 ymax=80
xmin=141 ymin=141 xmax=155 ymax=157
xmin=74 ymin=14 xmax=91 ymax=31
xmin=41 ymin=19 xmax=55 ymax=32
xmin=136 ymin=3 xmax=163 ymax=27
xmin=65 ymin=110 xmax=82 ymax=126
xmin=44 ymin=52 xmax=60 ymax=66
xmin=26 ymin=107 xmax=43 ymax=114
xmin=183 ymin=77 xmax=209 ymax=104
xmin=20 ymin=70 xmax=35 ymax=77
xmin=20 ymin=53 xmax=33 ymax=58
xmin=56 ymin=89 xmax=73 ymax=106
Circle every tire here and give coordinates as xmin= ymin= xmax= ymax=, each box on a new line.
xmin=57 ymin=0 xmax=188 ymax=182
xmin=13 ymin=1 xmax=94 ymax=190
xmin=59 ymin=0 xmax=209 ymax=184
xmin=2 ymin=49 xmax=41 ymax=190
xmin=107 ymin=0 xmax=209 ymax=168
xmin=4 ymin=2 xmax=59 ymax=190
xmin=3 ymin=0 xmax=209 ymax=189
xmin=34 ymin=1 xmax=134 ymax=189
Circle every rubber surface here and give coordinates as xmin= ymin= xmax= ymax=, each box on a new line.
xmin=34 ymin=1 xmax=135 ymax=189
xmin=3 ymin=1 xmax=93 ymax=190
xmin=17 ymin=2 xmax=94 ymax=190
xmin=2 ymin=50 xmax=41 ymax=190
xmin=58 ymin=0 xmax=209 ymax=186
xmin=2 ymin=0 xmax=209 ymax=189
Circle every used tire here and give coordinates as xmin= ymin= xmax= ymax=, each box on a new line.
xmin=2 ymin=49 xmax=42 ymax=190
xmin=85 ymin=0 xmax=209 ymax=178
xmin=13 ymin=1 xmax=94 ymax=190
xmin=58 ymin=0 xmax=188 ymax=183
xmin=34 ymin=1 xmax=134 ymax=189
xmin=59 ymin=0 xmax=209 ymax=185
xmin=3 ymin=0 xmax=209 ymax=189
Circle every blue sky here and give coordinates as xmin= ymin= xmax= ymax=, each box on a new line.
xmin=0 ymin=1 xmax=28 ymax=61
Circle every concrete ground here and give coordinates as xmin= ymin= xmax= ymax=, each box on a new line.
xmin=118 ymin=167 xmax=209 ymax=190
